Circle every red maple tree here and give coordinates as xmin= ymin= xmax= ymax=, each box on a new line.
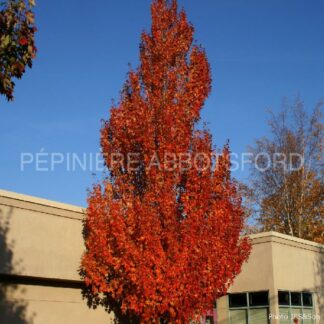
xmin=81 ymin=0 xmax=250 ymax=322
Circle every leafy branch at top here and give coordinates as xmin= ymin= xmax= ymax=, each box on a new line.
xmin=0 ymin=0 xmax=36 ymax=101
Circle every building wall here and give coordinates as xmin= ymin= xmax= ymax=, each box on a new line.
xmin=0 ymin=190 xmax=113 ymax=324
xmin=217 ymin=238 xmax=275 ymax=324
xmin=0 ymin=190 xmax=323 ymax=324
xmin=271 ymin=234 xmax=324 ymax=323
xmin=1 ymin=283 xmax=114 ymax=324
xmin=217 ymin=232 xmax=324 ymax=324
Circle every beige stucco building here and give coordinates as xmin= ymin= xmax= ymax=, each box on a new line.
xmin=0 ymin=189 xmax=323 ymax=324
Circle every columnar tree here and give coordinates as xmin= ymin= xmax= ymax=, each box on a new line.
xmin=0 ymin=0 xmax=36 ymax=101
xmin=81 ymin=0 xmax=250 ymax=322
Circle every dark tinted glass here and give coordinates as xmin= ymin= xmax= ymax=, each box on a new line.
xmin=302 ymin=292 xmax=313 ymax=307
xmin=278 ymin=291 xmax=290 ymax=306
xmin=291 ymin=292 xmax=302 ymax=306
xmin=229 ymin=293 xmax=247 ymax=308
xmin=249 ymin=291 xmax=269 ymax=306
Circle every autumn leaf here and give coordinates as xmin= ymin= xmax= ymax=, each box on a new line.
xmin=19 ymin=37 xmax=28 ymax=45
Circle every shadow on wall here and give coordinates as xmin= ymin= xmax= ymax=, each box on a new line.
xmin=0 ymin=207 xmax=34 ymax=324
xmin=314 ymin=250 xmax=324 ymax=319
xmin=81 ymin=286 xmax=141 ymax=324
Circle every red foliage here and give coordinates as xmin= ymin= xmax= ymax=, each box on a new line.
xmin=81 ymin=0 xmax=250 ymax=322
xmin=18 ymin=37 xmax=28 ymax=46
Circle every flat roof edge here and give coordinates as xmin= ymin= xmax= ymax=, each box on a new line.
xmin=249 ymin=231 xmax=324 ymax=249
xmin=0 ymin=189 xmax=85 ymax=214
xmin=1 ymin=190 xmax=323 ymax=249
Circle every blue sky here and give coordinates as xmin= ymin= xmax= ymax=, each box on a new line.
xmin=0 ymin=0 xmax=323 ymax=206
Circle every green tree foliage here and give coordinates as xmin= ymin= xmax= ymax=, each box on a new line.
xmin=0 ymin=0 xmax=36 ymax=101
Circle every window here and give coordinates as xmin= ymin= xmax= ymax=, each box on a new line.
xmin=229 ymin=293 xmax=247 ymax=308
xmin=302 ymin=293 xmax=313 ymax=307
xmin=278 ymin=291 xmax=315 ymax=324
xmin=205 ymin=316 xmax=214 ymax=324
xmin=249 ymin=291 xmax=269 ymax=307
xmin=200 ymin=308 xmax=217 ymax=324
xmin=279 ymin=291 xmax=290 ymax=306
xmin=229 ymin=291 xmax=269 ymax=324
xmin=291 ymin=292 xmax=302 ymax=306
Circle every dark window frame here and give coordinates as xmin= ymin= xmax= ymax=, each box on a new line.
xmin=228 ymin=291 xmax=270 ymax=324
xmin=278 ymin=290 xmax=290 ymax=306
xmin=278 ymin=290 xmax=314 ymax=309
xmin=228 ymin=291 xmax=269 ymax=309
xmin=278 ymin=290 xmax=315 ymax=324
xmin=228 ymin=292 xmax=248 ymax=308
xmin=302 ymin=292 xmax=313 ymax=308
